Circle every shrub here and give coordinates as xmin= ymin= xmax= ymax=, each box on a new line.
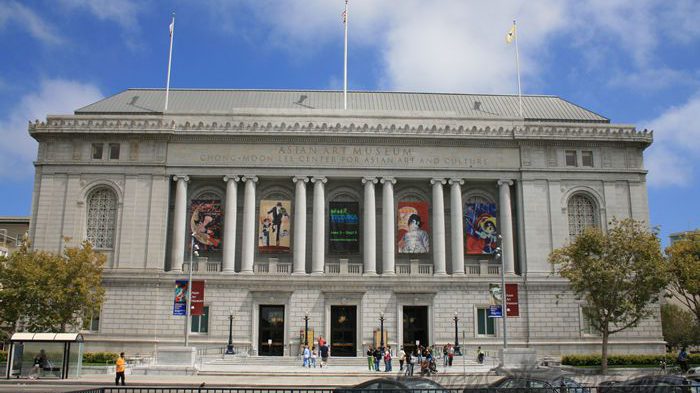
xmin=562 ymin=353 xmax=700 ymax=367
xmin=82 ymin=352 xmax=119 ymax=364
xmin=0 ymin=350 xmax=6 ymax=362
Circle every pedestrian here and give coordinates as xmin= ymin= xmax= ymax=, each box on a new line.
xmin=406 ymin=349 xmax=416 ymax=376
xmin=302 ymin=345 xmax=310 ymax=367
xmin=367 ymin=346 xmax=374 ymax=371
xmin=678 ymin=347 xmax=689 ymax=373
xmin=310 ymin=346 xmax=317 ymax=368
xmin=399 ymin=346 xmax=406 ymax=371
xmin=384 ymin=345 xmax=392 ymax=372
xmin=115 ymin=352 xmax=126 ymax=386
xmin=373 ymin=346 xmax=382 ymax=371
xmin=476 ymin=346 xmax=485 ymax=364
xmin=320 ymin=343 xmax=329 ymax=368
xmin=443 ymin=344 xmax=449 ymax=367
xmin=448 ymin=344 xmax=455 ymax=366
xmin=30 ymin=351 xmax=42 ymax=380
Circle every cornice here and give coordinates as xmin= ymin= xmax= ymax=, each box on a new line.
xmin=29 ymin=116 xmax=653 ymax=144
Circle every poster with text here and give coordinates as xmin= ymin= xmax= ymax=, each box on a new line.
xmin=173 ymin=280 xmax=188 ymax=316
xmin=465 ymin=202 xmax=498 ymax=254
xmin=190 ymin=199 xmax=223 ymax=250
xmin=397 ymin=201 xmax=430 ymax=253
xmin=190 ymin=280 xmax=205 ymax=316
xmin=258 ymin=199 xmax=292 ymax=253
xmin=329 ymin=201 xmax=360 ymax=253
xmin=488 ymin=283 xmax=503 ymax=318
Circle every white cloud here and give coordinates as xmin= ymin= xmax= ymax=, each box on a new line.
xmin=0 ymin=1 xmax=62 ymax=45
xmin=644 ymin=95 xmax=700 ymax=187
xmin=0 ymin=79 xmax=103 ymax=180
xmin=58 ymin=0 xmax=143 ymax=49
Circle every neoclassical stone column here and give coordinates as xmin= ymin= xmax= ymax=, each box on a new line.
xmin=222 ymin=176 xmax=240 ymax=274
xmin=292 ymin=176 xmax=309 ymax=275
xmin=449 ymin=178 xmax=465 ymax=275
xmin=431 ymin=178 xmax=447 ymax=276
xmin=362 ymin=177 xmax=378 ymax=275
xmin=498 ymin=179 xmax=515 ymax=274
xmin=311 ymin=176 xmax=327 ymax=275
xmin=170 ymin=175 xmax=189 ymax=272
xmin=240 ymin=175 xmax=258 ymax=275
xmin=381 ymin=177 xmax=396 ymax=275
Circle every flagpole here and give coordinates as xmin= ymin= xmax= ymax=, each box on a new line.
xmin=165 ymin=12 xmax=175 ymax=113
xmin=513 ymin=20 xmax=522 ymax=117
xmin=343 ymin=0 xmax=349 ymax=110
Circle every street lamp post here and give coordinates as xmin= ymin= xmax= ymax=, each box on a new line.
xmin=453 ymin=312 xmax=461 ymax=355
xmin=226 ymin=313 xmax=235 ymax=354
xmin=184 ymin=234 xmax=199 ymax=347
xmin=304 ymin=312 xmax=309 ymax=346
xmin=379 ymin=312 xmax=385 ymax=348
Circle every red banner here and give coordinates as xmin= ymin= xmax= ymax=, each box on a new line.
xmin=506 ymin=283 xmax=519 ymax=317
xmin=191 ymin=280 xmax=205 ymax=316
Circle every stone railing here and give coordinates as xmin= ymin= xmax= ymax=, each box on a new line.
xmin=464 ymin=260 xmax=501 ymax=276
xmin=324 ymin=259 xmax=363 ymax=275
xmin=396 ymin=259 xmax=433 ymax=276
xmin=254 ymin=258 xmax=292 ymax=275
xmin=182 ymin=257 xmax=221 ymax=273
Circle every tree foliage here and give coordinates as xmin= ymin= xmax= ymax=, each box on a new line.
xmin=661 ymin=303 xmax=700 ymax=350
xmin=0 ymin=239 xmax=105 ymax=338
xmin=665 ymin=232 xmax=700 ymax=325
xmin=549 ymin=218 xmax=667 ymax=373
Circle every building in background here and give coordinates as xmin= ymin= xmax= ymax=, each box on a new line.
xmin=0 ymin=216 xmax=30 ymax=257
xmin=26 ymin=89 xmax=662 ymax=358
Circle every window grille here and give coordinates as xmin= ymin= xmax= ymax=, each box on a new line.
xmin=86 ymin=188 xmax=117 ymax=249
xmin=567 ymin=194 xmax=598 ymax=238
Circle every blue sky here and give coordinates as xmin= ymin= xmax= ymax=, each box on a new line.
xmin=0 ymin=1 xmax=698 ymax=246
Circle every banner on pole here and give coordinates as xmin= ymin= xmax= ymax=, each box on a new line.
xmin=191 ymin=280 xmax=205 ymax=316
xmin=173 ymin=280 xmax=188 ymax=316
xmin=488 ymin=283 xmax=503 ymax=318
xmin=506 ymin=283 xmax=520 ymax=317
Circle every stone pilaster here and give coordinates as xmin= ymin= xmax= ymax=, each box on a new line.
xmin=381 ymin=177 xmax=396 ymax=275
xmin=362 ymin=177 xmax=378 ymax=275
xmin=311 ymin=176 xmax=327 ymax=275
xmin=240 ymin=176 xmax=258 ymax=274
xmin=431 ymin=178 xmax=447 ymax=275
xmin=449 ymin=178 xmax=465 ymax=275
xmin=292 ymin=176 xmax=309 ymax=275
xmin=222 ymin=176 xmax=240 ymax=274
xmin=170 ymin=175 xmax=189 ymax=272
xmin=498 ymin=179 xmax=515 ymax=274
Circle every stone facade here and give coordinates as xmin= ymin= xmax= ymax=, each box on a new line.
xmin=26 ymin=89 xmax=662 ymax=358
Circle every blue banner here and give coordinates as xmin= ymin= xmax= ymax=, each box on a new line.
xmin=488 ymin=305 xmax=503 ymax=318
xmin=173 ymin=280 xmax=188 ymax=316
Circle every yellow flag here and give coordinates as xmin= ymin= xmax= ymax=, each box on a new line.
xmin=506 ymin=23 xmax=516 ymax=44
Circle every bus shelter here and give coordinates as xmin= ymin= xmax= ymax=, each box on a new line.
xmin=5 ymin=333 xmax=83 ymax=380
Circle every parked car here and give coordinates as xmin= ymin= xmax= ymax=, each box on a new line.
xmin=598 ymin=375 xmax=700 ymax=393
xmin=463 ymin=375 xmax=590 ymax=393
xmin=335 ymin=377 xmax=450 ymax=393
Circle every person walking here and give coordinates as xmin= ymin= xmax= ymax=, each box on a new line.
xmin=367 ymin=346 xmax=374 ymax=371
xmin=399 ymin=346 xmax=406 ymax=371
xmin=678 ymin=347 xmax=689 ymax=373
xmin=373 ymin=346 xmax=382 ymax=371
xmin=443 ymin=344 xmax=449 ymax=367
xmin=302 ymin=345 xmax=310 ymax=368
xmin=476 ymin=346 xmax=485 ymax=364
xmin=310 ymin=346 xmax=317 ymax=368
xmin=448 ymin=344 xmax=455 ymax=366
xmin=384 ymin=346 xmax=392 ymax=372
xmin=320 ymin=343 xmax=329 ymax=368
xmin=115 ymin=352 xmax=126 ymax=386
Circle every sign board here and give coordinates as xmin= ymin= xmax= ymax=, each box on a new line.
xmin=173 ymin=280 xmax=187 ymax=316
xmin=506 ymin=283 xmax=519 ymax=317
xmin=190 ymin=280 xmax=205 ymax=316
xmin=488 ymin=304 xmax=503 ymax=318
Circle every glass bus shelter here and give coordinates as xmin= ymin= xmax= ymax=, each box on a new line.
xmin=4 ymin=333 xmax=83 ymax=380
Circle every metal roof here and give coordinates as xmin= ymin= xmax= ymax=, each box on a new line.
xmin=76 ymin=89 xmax=609 ymax=123
xmin=11 ymin=332 xmax=83 ymax=342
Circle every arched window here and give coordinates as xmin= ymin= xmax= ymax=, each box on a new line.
xmin=567 ymin=193 xmax=599 ymax=238
xmin=86 ymin=187 xmax=117 ymax=249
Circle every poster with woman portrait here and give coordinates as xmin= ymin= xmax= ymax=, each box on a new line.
xmin=464 ymin=202 xmax=498 ymax=254
xmin=258 ymin=199 xmax=292 ymax=253
xmin=396 ymin=201 xmax=430 ymax=253
xmin=190 ymin=199 xmax=223 ymax=250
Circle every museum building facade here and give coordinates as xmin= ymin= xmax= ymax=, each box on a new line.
xmin=27 ymin=89 xmax=663 ymax=357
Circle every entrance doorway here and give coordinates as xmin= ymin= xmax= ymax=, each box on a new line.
xmin=258 ymin=305 xmax=284 ymax=356
xmin=403 ymin=306 xmax=428 ymax=354
xmin=330 ymin=306 xmax=357 ymax=357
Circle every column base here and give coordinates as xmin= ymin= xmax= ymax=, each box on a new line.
xmin=221 ymin=268 xmax=236 ymax=274
xmin=291 ymin=271 xmax=307 ymax=276
xmin=381 ymin=272 xmax=396 ymax=276
xmin=238 ymin=270 xmax=254 ymax=275
xmin=310 ymin=271 xmax=324 ymax=276
xmin=451 ymin=272 xmax=466 ymax=276
xmin=363 ymin=271 xmax=378 ymax=276
xmin=433 ymin=272 xmax=448 ymax=276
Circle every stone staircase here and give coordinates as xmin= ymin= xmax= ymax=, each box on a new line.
xmin=208 ymin=355 xmax=370 ymax=367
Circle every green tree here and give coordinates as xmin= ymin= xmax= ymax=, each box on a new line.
xmin=661 ymin=303 xmax=700 ymax=350
xmin=0 ymin=240 xmax=105 ymax=336
xmin=549 ymin=218 xmax=667 ymax=373
xmin=665 ymin=232 xmax=700 ymax=325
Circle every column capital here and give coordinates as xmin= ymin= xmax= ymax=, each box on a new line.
xmin=380 ymin=177 xmax=396 ymax=185
xmin=242 ymin=175 xmax=258 ymax=183
xmin=498 ymin=179 xmax=514 ymax=187
xmin=172 ymin=175 xmax=189 ymax=182
xmin=362 ymin=177 xmax=378 ymax=184
xmin=430 ymin=178 xmax=447 ymax=185
xmin=223 ymin=175 xmax=240 ymax=183
xmin=292 ymin=176 xmax=309 ymax=183
xmin=448 ymin=178 xmax=464 ymax=186
xmin=311 ymin=176 xmax=328 ymax=184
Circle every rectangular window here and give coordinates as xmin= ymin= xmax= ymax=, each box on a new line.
xmin=82 ymin=309 xmax=100 ymax=332
xmin=109 ymin=143 xmax=120 ymax=160
xmin=476 ymin=308 xmax=496 ymax=336
xmin=581 ymin=151 xmax=594 ymax=167
xmin=15 ymin=233 xmax=23 ymax=247
xmin=580 ymin=306 xmax=598 ymax=336
xmin=91 ymin=143 xmax=103 ymax=159
xmin=191 ymin=306 xmax=209 ymax=334
xmin=565 ymin=150 xmax=578 ymax=167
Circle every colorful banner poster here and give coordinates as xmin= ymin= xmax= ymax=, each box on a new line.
xmin=258 ymin=199 xmax=291 ymax=253
xmin=397 ymin=201 xmax=430 ymax=253
xmin=329 ymin=202 xmax=360 ymax=253
xmin=191 ymin=280 xmax=205 ymax=316
xmin=488 ymin=283 xmax=503 ymax=318
xmin=190 ymin=199 xmax=223 ymax=250
xmin=506 ymin=283 xmax=519 ymax=317
xmin=173 ymin=280 xmax=188 ymax=316
xmin=465 ymin=202 xmax=498 ymax=254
